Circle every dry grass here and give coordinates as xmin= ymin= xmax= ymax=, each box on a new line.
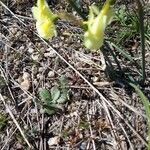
xmin=0 ymin=0 xmax=150 ymax=149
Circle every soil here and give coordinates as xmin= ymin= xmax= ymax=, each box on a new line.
xmin=0 ymin=0 xmax=150 ymax=150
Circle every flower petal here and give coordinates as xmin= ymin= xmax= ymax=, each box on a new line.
xmin=32 ymin=0 xmax=57 ymax=39
xmin=84 ymin=1 xmax=114 ymax=50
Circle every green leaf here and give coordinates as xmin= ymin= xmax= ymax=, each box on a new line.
xmin=50 ymin=86 xmax=61 ymax=103
xmin=43 ymin=104 xmax=63 ymax=115
xmin=57 ymin=92 xmax=68 ymax=104
xmin=67 ymin=0 xmax=87 ymax=20
xmin=57 ymin=76 xmax=69 ymax=104
xmin=39 ymin=88 xmax=51 ymax=103
xmin=0 ymin=113 xmax=7 ymax=131
xmin=45 ymin=109 xmax=55 ymax=115
xmin=59 ymin=76 xmax=67 ymax=88
xmin=38 ymin=76 xmax=69 ymax=115
xmin=110 ymin=42 xmax=135 ymax=62
xmin=0 ymin=76 xmax=6 ymax=90
xmin=43 ymin=106 xmax=56 ymax=115
xmin=129 ymin=83 xmax=150 ymax=149
xmin=79 ymin=120 xmax=89 ymax=129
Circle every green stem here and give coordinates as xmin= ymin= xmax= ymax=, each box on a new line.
xmin=106 ymin=43 xmax=123 ymax=73
xmin=102 ymin=48 xmax=114 ymax=70
xmin=108 ymin=0 xmax=116 ymax=5
xmin=66 ymin=0 xmax=87 ymax=20
xmin=137 ymin=0 xmax=146 ymax=84
xmin=129 ymin=82 xmax=150 ymax=149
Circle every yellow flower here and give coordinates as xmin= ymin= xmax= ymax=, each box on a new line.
xmin=84 ymin=1 xmax=114 ymax=50
xmin=32 ymin=0 xmax=57 ymax=39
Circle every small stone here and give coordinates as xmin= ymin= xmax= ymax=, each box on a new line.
xmin=30 ymin=108 xmax=37 ymax=114
xmin=38 ymin=67 xmax=44 ymax=72
xmin=53 ymin=44 xmax=59 ymax=48
xmin=21 ymin=72 xmax=31 ymax=90
xmin=45 ymin=49 xmax=56 ymax=57
xmin=31 ymin=53 xmax=41 ymax=61
xmin=28 ymin=47 xmax=34 ymax=53
xmin=48 ymin=71 xmax=55 ymax=77
xmin=19 ymin=46 xmax=25 ymax=51
xmin=60 ymin=36 xmax=65 ymax=40
xmin=9 ymin=27 xmax=18 ymax=35
xmin=40 ymin=108 xmax=45 ymax=114
xmin=57 ymin=69 xmax=62 ymax=74
xmin=77 ymin=40 xmax=81 ymax=43
xmin=16 ymin=31 xmax=22 ymax=37
xmin=22 ymin=72 xmax=30 ymax=80
xmin=33 ymin=79 xmax=38 ymax=86
xmin=80 ymin=142 xmax=87 ymax=150
xmin=16 ymin=143 xmax=23 ymax=149
xmin=48 ymin=136 xmax=60 ymax=146
xmin=20 ymin=79 xmax=30 ymax=91
xmin=16 ymin=76 xmax=22 ymax=83
xmin=37 ymin=74 xmax=44 ymax=80
xmin=44 ymin=52 xmax=56 ymax=58
xmin=92 ymin=76 xmax=99 ymax=82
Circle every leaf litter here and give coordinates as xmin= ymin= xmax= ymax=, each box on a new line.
xmin=0 ymin=0 xmax=150 ymax=149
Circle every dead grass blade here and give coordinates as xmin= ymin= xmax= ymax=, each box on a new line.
xmin=0 ymin=94 xmax=31 ymax=148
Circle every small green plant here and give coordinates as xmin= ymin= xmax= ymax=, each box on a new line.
xmin=129 ymin=83 xmax=150 ymax=149
xmin=79 ymin=120 xmax=89 ymax=130
xmin=31 ymin=0 xmax=149 ymax=148
xmin=0 ymin=113 xmax=7 ymax=131
xmin=0 ymin=76 xmax=6 ymax=91
xmin=114 ymin=5 xmax=139 ymax=45
xmin=39 ymin=76 xmax=69 ymax=115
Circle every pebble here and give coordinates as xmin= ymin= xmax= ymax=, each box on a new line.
xmin=48 ymin=136 xmax=60 ymax=146
xmin=30 ymin=108 xmax=37 ymax=114
xmin=36 ymin=74 xmax=44 ymax=80
xmin=20 ymin=79 xmax=30 ymax=90
xmin=22 ymin=72 xmax=30 ymax=80
xmin=16 ymin=76 xmax=22 ymax=83
xmin=38 ymin=67 xmax=45 ymax=73
xmin=31 ymin=53 xmax=41 ymax=61
xmin=44 ymin=49 xmax=56 ymax=57
xmin=16 ymin=143 xmax=23 ymax=149
xmin=28 ymin=47 xmax=34 ymax=53
xmin=9 ymin=27 xmax=18 ymax=35
xmin=92 ymin=76 xmax=99 ymax=82
xmin=53 ymin=44 xmax=59 ymax=48
xmin=33 ymin=79 xmax=38 ymax=86
xmin=80 ymin=142 xmax=87 ymax=150
xmin=16 ymin=31 xmax=22 ymax=37
xmin=48 ymin=71 xmax=55 ymax=77
xmin=19 ymin=46 xmax=25 ymax=51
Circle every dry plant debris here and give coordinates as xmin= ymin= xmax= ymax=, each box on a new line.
xmin=0 ymin=0 xmax=150 ymax=150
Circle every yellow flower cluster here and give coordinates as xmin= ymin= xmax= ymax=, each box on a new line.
xmin=84 ymin=1 xmax=114 ymax=50
xmin=32 ymin=0 xmax=57 ymax=39
xmin=32 ymin=0 xmax=114 ymax=50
